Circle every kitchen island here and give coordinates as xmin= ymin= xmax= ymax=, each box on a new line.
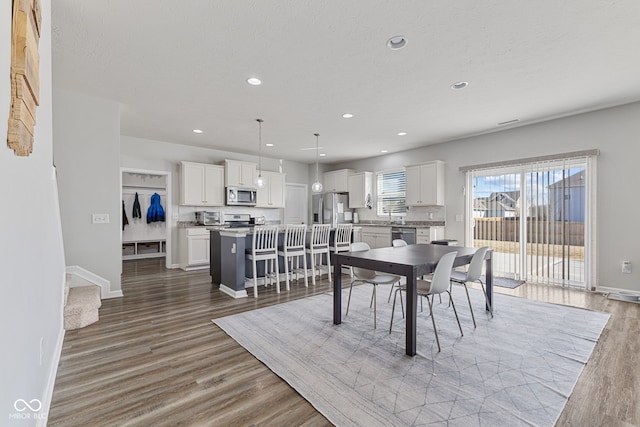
xmin=210 ymin=226 xmax=357 ymax=298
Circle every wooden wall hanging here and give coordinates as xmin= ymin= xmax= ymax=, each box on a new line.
xmin=7 ymin=0 xmax=41 ymax=156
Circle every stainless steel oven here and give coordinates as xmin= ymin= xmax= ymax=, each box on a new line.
xmin=226 ymin=187 xmax=257 ymax=206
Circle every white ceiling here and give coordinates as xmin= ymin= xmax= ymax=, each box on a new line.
xmin=51 ymin=1 xmax=640 ymax=164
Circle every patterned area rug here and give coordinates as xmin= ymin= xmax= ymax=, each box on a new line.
xmin=213 ymin=286 xmax=609 ymax=426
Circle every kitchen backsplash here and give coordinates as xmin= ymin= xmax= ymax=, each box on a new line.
xmin=176 ymin=205 xmax=282 ymax=223
xmin=354 ymin=205 xmax=445 ymax=223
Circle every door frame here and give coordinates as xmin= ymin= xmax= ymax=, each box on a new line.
xmin=120 ymin=167 xmax=173 ymax=269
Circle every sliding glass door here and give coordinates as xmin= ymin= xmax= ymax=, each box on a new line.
xmin=466 ymin=155 xmax=596 ymax=289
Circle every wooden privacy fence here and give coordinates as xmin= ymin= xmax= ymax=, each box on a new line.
xmin=474 ymin=218 xmax=584 ymax=246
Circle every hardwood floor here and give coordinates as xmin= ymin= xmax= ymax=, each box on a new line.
xmin=48 ymin=259 xmax=640 ymax=426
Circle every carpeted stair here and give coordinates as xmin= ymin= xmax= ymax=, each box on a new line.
xmin=64 ymin=274 xmax=102 ymax=330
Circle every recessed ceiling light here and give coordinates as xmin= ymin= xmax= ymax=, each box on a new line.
xmin=342 ymin=113 xmax=354 ymax=119
xmin=450 ymin=81 xmax=468 ymax=90
xmin=381 ymin=150 xmax=388 ymax=153
xmin=192 ymin=129 xmax=203 ymax=134
xmin=247 ymin=77 xmax=262 ymax=86
xmin=397 ymin=132 xmax=407 ymax=136
xmin=387 ymin=35 xmax=408 ymax=50
xmin=266 ymin=143 xmax=274 ymax=147
xmin=319 ymin=153 xmax=326 ymax=157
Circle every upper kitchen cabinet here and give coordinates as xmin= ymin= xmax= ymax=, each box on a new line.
xmin=405 ymin=161 xmax=445 ymax=206
xmin=256 ymin=171 xmax=285 ymax=208
xmin=225 ymin=159 xmax=257 ymax=188
xmin=180 ymin=161 xmax=225 ymax=206
xmin=324 ymin=169 xmax=354 ymax=193
xmin=348 ymin=171 xmax=373 ymax=208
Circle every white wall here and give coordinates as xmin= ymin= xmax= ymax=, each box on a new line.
xmin=53 ymin=90 xmax=122 ymax=294
xmin=1 ymin=1 xmax=66 ymax=421
xmin=121 ymin=135 xmax=312 ymax=266
xmin=333 ymin=102 xmax=640 ymax=292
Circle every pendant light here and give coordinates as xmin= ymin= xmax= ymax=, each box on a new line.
xmin=255 ymin=118 xmax=265 ymax=188
xmin=311 ymin=133 xmax=323 ymax=193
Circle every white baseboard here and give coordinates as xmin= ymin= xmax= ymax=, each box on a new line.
xmin=596 ymin=285 xmax=640 ymax=296
xmin=219 ymin=284 xmax=248 ymax=299
xmin=168 ymin=263 xmax=180 ymax=269
xmin=38 ymin=326 xmax=65 ymax=427
xmin=65 ymin=266 xmax=123 ymax=299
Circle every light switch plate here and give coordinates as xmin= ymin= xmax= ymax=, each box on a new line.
xmin=92 ymin=213 xmax=110 ymax=224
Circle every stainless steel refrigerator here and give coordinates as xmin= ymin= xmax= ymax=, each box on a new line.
xmin=312 ymin=193 xmax=353 ymax=227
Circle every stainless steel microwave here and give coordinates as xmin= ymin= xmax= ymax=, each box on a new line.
xmin=226 ymin=187 xmax=257 ymax=206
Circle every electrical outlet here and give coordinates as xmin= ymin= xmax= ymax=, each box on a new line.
xmin=622 ymin=260 xmax=632 ymax=274
xmin=92 ymin=213 xmax=110 ymax=224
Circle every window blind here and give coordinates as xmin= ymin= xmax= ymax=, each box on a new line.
xmin=376 ymin=169 xmax=407 ymax=216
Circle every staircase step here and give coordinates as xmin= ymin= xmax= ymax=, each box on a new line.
xmin=64 ymin=285 xmax=101 ymax=330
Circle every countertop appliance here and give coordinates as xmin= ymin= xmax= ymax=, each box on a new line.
xmin=312 ymin=192 xmax=353 ymax=228
xmin=226 ymin=187 xmax=257 ymax=206
xmin=391 ymin=226 xmax=416 ymax=245
xmin=195 ymin=210 xmax=222 ymax=225
xmin=223 ymin=213 xmax=253 ymax=228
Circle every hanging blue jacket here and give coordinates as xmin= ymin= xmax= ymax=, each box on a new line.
xmin=147 ymin=193 xmax=165 ymax=224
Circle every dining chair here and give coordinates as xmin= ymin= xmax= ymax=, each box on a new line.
xmin=306 ymin=224 xmax=332 ymax=285
xmin=346 ymin=242 xmax=402 ymax=329
xmin=278 ymin=224 xmax=308 ymax=290
xmin=246 ymin=225 xmax=280 ymax=298
xmin=389 ymin=251 xmax=463 ymax=352
xmin=449 ymin=246 xmax=492 ymax=327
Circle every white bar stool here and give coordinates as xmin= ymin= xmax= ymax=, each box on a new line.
xmin=278 ymin=224 xmax=308 ymax=289
xmin=330 ymin=223 xmax=353 ymax=276
xmin=246 ymin=225 xmax=280 ymax=298
xmin=306 ymin=224 xmax=331 ymax=285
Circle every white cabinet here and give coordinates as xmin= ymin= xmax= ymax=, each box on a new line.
xmin=416 ymin=227 xmax=440 ymax=244
xmin=405 ymin=161 xmax=445 ymax=206
xmin=348 ymin=171 xmax=373 ymax=208
xmin=225 ymin=159 xmax=257 ymax=188
xmin=323 ymin=169 xmax=353 ymax=193
xmin=256 ymin=171 xmax=285 ymax=208
xmin=360 ymin=226 xmax=391 ymax=249
xmin=180 ymin=161 xmax=225 ymax=206
xmin=179 ymin=228 xmax=210 ymax=270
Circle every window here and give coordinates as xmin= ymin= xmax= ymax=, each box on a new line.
xmin=376 ymin=169 xmax=407 ymax=216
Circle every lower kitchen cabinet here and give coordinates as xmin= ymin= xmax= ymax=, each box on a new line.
xmin=360 ymin=226 xmax=391 ymax=249
xmin=179 ymin=228 xmax=210 ymax=270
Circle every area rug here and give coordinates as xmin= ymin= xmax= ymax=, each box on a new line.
xmin=213 ymin=286 xmax=609 ymax=426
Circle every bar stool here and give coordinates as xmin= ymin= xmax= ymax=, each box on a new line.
xmin=278 ymin=224 xmax=308 ymax=289
xmin=330 ymin=223 xmax=353 ymax=276
xmin=246 ymin=225 xmax=280 ymax=298
xmin=306 ymin=224 xmax=331 ymax=285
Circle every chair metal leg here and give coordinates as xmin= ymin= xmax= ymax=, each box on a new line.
xmin=389 ymin=287 xmax=399 ymax=333
xmin=446 ymin=290 xmax=464 ymax=337
xmin=373 ymin=285 xmax=377 ymax=329
xmin=462 ymin=283 xmax=476 ymax=328
xmin=346 ymin=281 xmax=355 ymax=316
xmin=427 ymin=296 xmax=441 ymax=352
xmin=387 ymin=283 xmax=395 ymax=302
xmin=478 ymin=279 xmax=493 ymax=317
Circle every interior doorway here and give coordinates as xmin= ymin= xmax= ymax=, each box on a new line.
xmin=121 ymin=168 xmax=172 ymax=269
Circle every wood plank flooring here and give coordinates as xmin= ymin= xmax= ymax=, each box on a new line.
xmin=48 ymin=259 xmax=640 ymax=426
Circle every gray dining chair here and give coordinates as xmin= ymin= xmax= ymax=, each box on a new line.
xmin=390 ymin=251 xmax=463 ymax=352
xmin=346 ymin=242 xmax=402 ymax=329
xmin=449 ymin=246 xmax=492 ymax=327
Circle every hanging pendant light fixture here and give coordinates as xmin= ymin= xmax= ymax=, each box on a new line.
xmin=311 ymin=133 xmax=323 ymax=193
xmin=255 ymin=119 xmax=265 ymax=188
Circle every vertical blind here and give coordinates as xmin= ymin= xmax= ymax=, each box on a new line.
xmin=376 ymin=169 xmax=407 ymax=216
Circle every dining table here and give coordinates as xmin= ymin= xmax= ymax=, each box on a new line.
xmin=333 ymin=243 xmax=493 ymax=356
